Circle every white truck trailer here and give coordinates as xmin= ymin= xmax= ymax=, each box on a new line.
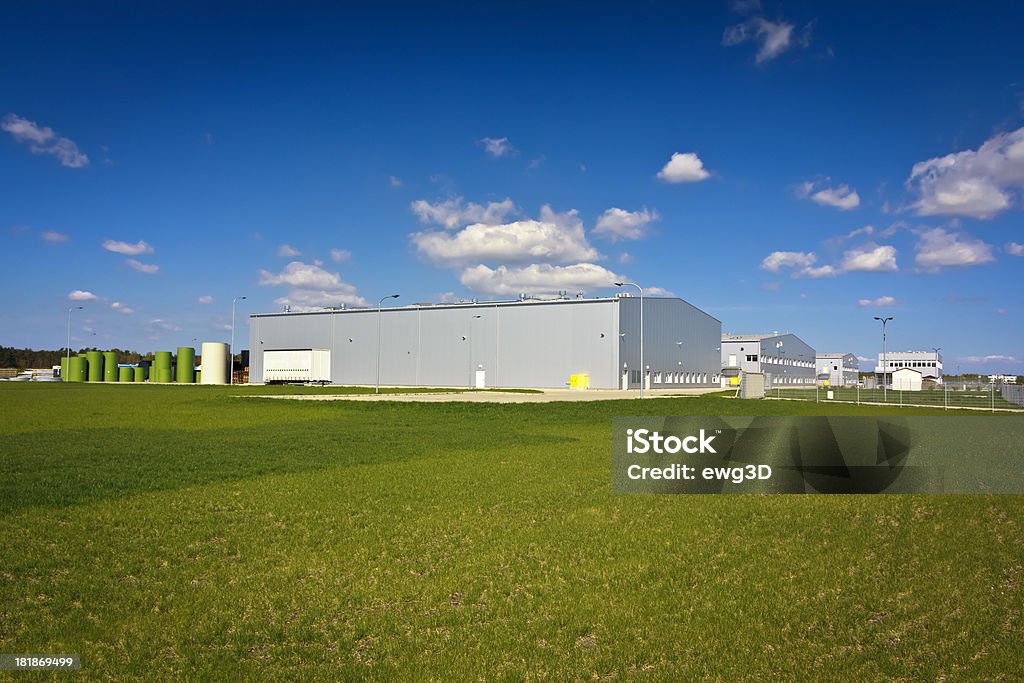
xmin=262 ymin=349 xmax=331 ymax=384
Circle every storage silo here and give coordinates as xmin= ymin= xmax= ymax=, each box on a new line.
xmin=103 ymin=352 xmax=119 ymax=382
xmin=176 ymin=347 xmax=195 ymax=383
xmin=118 ymin=366 xmax=133 ymax=382
xmin=133 ymin=366 xmax=146 ymax=382
xmin=200 ymin=342 xmax=230 ymax=384
xmin=195 ymin=370 xmax=202 ymax=383
xmin=60 ymin=357 xmax=69 ymax=382
xmin=68 ymin=356 xmax=87 ymax=382
xmin=86 ymin=351 xmax=103 ymax=382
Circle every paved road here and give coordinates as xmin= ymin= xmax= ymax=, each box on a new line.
xmin=247 ymin=387 xmax=725 ymax=403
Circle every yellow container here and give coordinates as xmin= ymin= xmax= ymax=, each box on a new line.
xmin=569 ymin=374 xmax=589 ymax=389
xmin=730 ymin=377 xmax=740 ymax=386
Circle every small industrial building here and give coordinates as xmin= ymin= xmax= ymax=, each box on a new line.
xmin=891 ymin=367 xmax=923 ymax=391
xmin=720 ymin=333 xmax=816 ymax=386
xmin=875 ymin=350 xmax=943 ymax=386
xmin=816 ymin=353 xmax=859 ymax=386
xmin=248 ymin=295 xmax=722 ymax=390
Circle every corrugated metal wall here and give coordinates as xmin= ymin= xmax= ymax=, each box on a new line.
xmin=250 ymin=299 xmax=622 ymax=389
xmin=617 ymin=297 xmax=722 ymax=388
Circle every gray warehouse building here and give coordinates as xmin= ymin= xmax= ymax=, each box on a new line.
xmin=720 ymin=332 xmax=816 ymax=386
xmin=248 ymin=295 xmax=722 ymax=390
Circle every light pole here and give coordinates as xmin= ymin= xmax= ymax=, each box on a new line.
xmin=376 ymin=294 xmax=400 ymax=394
xmin=468 ymin=314 xmax=482 ymax=388
xmin=66 ymin=305 xmax=83 ymax=376
xmin=874 ymin=316 xmax=893 ymax=400
xmin=230 ymin=296 xmax=246 ymax=385
xmin=615 ymin=282 xmax=644 ymax=398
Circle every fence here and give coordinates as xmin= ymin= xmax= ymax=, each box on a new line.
xmin=768 ymin=382 xmax=1024 ymax=412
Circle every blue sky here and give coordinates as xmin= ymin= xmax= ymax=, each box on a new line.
xmin=2 ymin=1 xmax=1022 ymax=373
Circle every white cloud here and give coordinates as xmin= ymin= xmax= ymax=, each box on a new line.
xmin=914 ymin=227 xmax=995 ymax=272
xmin=198 ymin=295 xmax=214 ymax=304
xmin=330 ymin=248 xmax=352 ymax=263
xmin=478 ymin=137 xmax=516 ymax=157
xmin=437 ymin=291 xmax=459 ymax=304
xmin=763 ymin=244 xmax=897 ymax=277
xmin=962 ymin=354 xmax=1019 ymax=363
xmin=111 ymin=301 xmax=135 ymax=315
xmin=760 ymin=251 xmax=816 ymax=273
xmin=147 ymin=319 xmax=181 ymax=334
xmin=800 ymin=264 xmax=838 ymax=279
xmin=103 ymin=239 xmax=153 ymax=256
xmin=840 ymin=244 xmax=898 ymax=272
xmin=908 ymin=127 xmax=1024 ymax=219
xmin=41 ymin=231 xmax=68 ymax=243
xmin=277 ymin=244 xmax=301 ymax=257
xmin=723 ymin=17 xmax=796 ymax=63
xmin=645 ymin=286 xmax=676 ymax=297
xmin=618 ymin=252 xmax=633 ymax=264
xmin=801 ymin=181 xmax=860 ymax=210
xmin=1 ymin=113 xmax=89 ymax=168
xmin=388 ymin=175 xmax=403 ymax=188
xmin=1007 ymin=242 xmax=1024 ymax=256
xmin=411 ymin=205 xmax=599 ymax=267
xmin=857 ymin=296 xmax=897 ymax=308
xmin=258 ymin=260 xmax=366 ymax=310
xmin=67 ymin=290 xmax=97 ymax=301
xmin=656 ymin=152 xmax=711 ymax=183
xmin=593 ymin=207 xmax=660 ymax=242
xmin=125 ymin=259 xmax=159 ymax=274
xmin=460 ymin=263 xmax=623 ymax=296
xmin=411 ymin=196 xmax=517 ymax=229
xmin=847 ymin=225 xmax=874 ymax=239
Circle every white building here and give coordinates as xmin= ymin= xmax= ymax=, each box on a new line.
xmin=720 ymin=333 xmax=816 ymax=386
xmin=989 ymin=374 xmax=1018 ymax=384
xmin=891 ymin=367 xmax=922 ymax=391
xmin=875 ymin=350 xmax=942 ymax=386
xmin=816 ymin=353 xmax=859 ymax=386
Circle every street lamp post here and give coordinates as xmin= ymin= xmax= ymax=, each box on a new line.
xmin=874 ymin=316 xmax=893 ymax=400
xmin=65 ymin=305 xmax=83 ymax=378
xmin=615 ymin=282 xmax=644 ymax=398
xmin=376 ymin=294 xmax=400 ymax=394
xmin=230 ymin=296 xmax=247 ymax=385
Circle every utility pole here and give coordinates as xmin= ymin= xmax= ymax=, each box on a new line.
xmin=874 ymin=316 xmax=893 ymax=401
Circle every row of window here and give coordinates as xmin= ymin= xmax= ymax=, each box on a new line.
xmin=885 ymin=361 xmax=939 ymax=368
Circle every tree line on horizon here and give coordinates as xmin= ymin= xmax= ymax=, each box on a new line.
xmin=0 ymin=346 xmax=154 ymax=369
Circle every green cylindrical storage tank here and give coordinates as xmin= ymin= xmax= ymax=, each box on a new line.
xmin=156 ymin=367 xmax=173 ymax=383
xmin=194 ymin=370 xmax=201 ymax=383
xmin=133 ymin=366 xmax=146 ymax=382
xmin=68 ymin=356 xmax=87 ymax=382
xmin=154 ymin=351 xmax=172 ymax=369
xmin=176 ymin=347 xmax=195 ymax=383
xmin=103 ymin=352 xmax=119 ymax=382
xmin=86 ymin=351 xmax=104 ymax=382
xmin=60 ymin=356 xmax=69 ymax=382
xmin=118 ymin=366 xmax=133 ymax=382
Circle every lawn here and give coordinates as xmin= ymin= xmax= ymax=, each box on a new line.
xmin=1 ymin=383 xmax=1022 ymax=680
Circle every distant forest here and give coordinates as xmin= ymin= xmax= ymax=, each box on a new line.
xmin=0 ymin=347 xmax=154 ymax=369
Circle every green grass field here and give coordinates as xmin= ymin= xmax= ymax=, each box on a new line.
xmin=2 ymin=384 xmax=1022 ymax=680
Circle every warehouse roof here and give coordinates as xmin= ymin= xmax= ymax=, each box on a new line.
xmin=251 ymin=294 xmax=721 ymax=322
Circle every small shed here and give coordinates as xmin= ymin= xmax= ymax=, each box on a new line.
xmin=892 ymin=367 xmax=922 ymax=392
